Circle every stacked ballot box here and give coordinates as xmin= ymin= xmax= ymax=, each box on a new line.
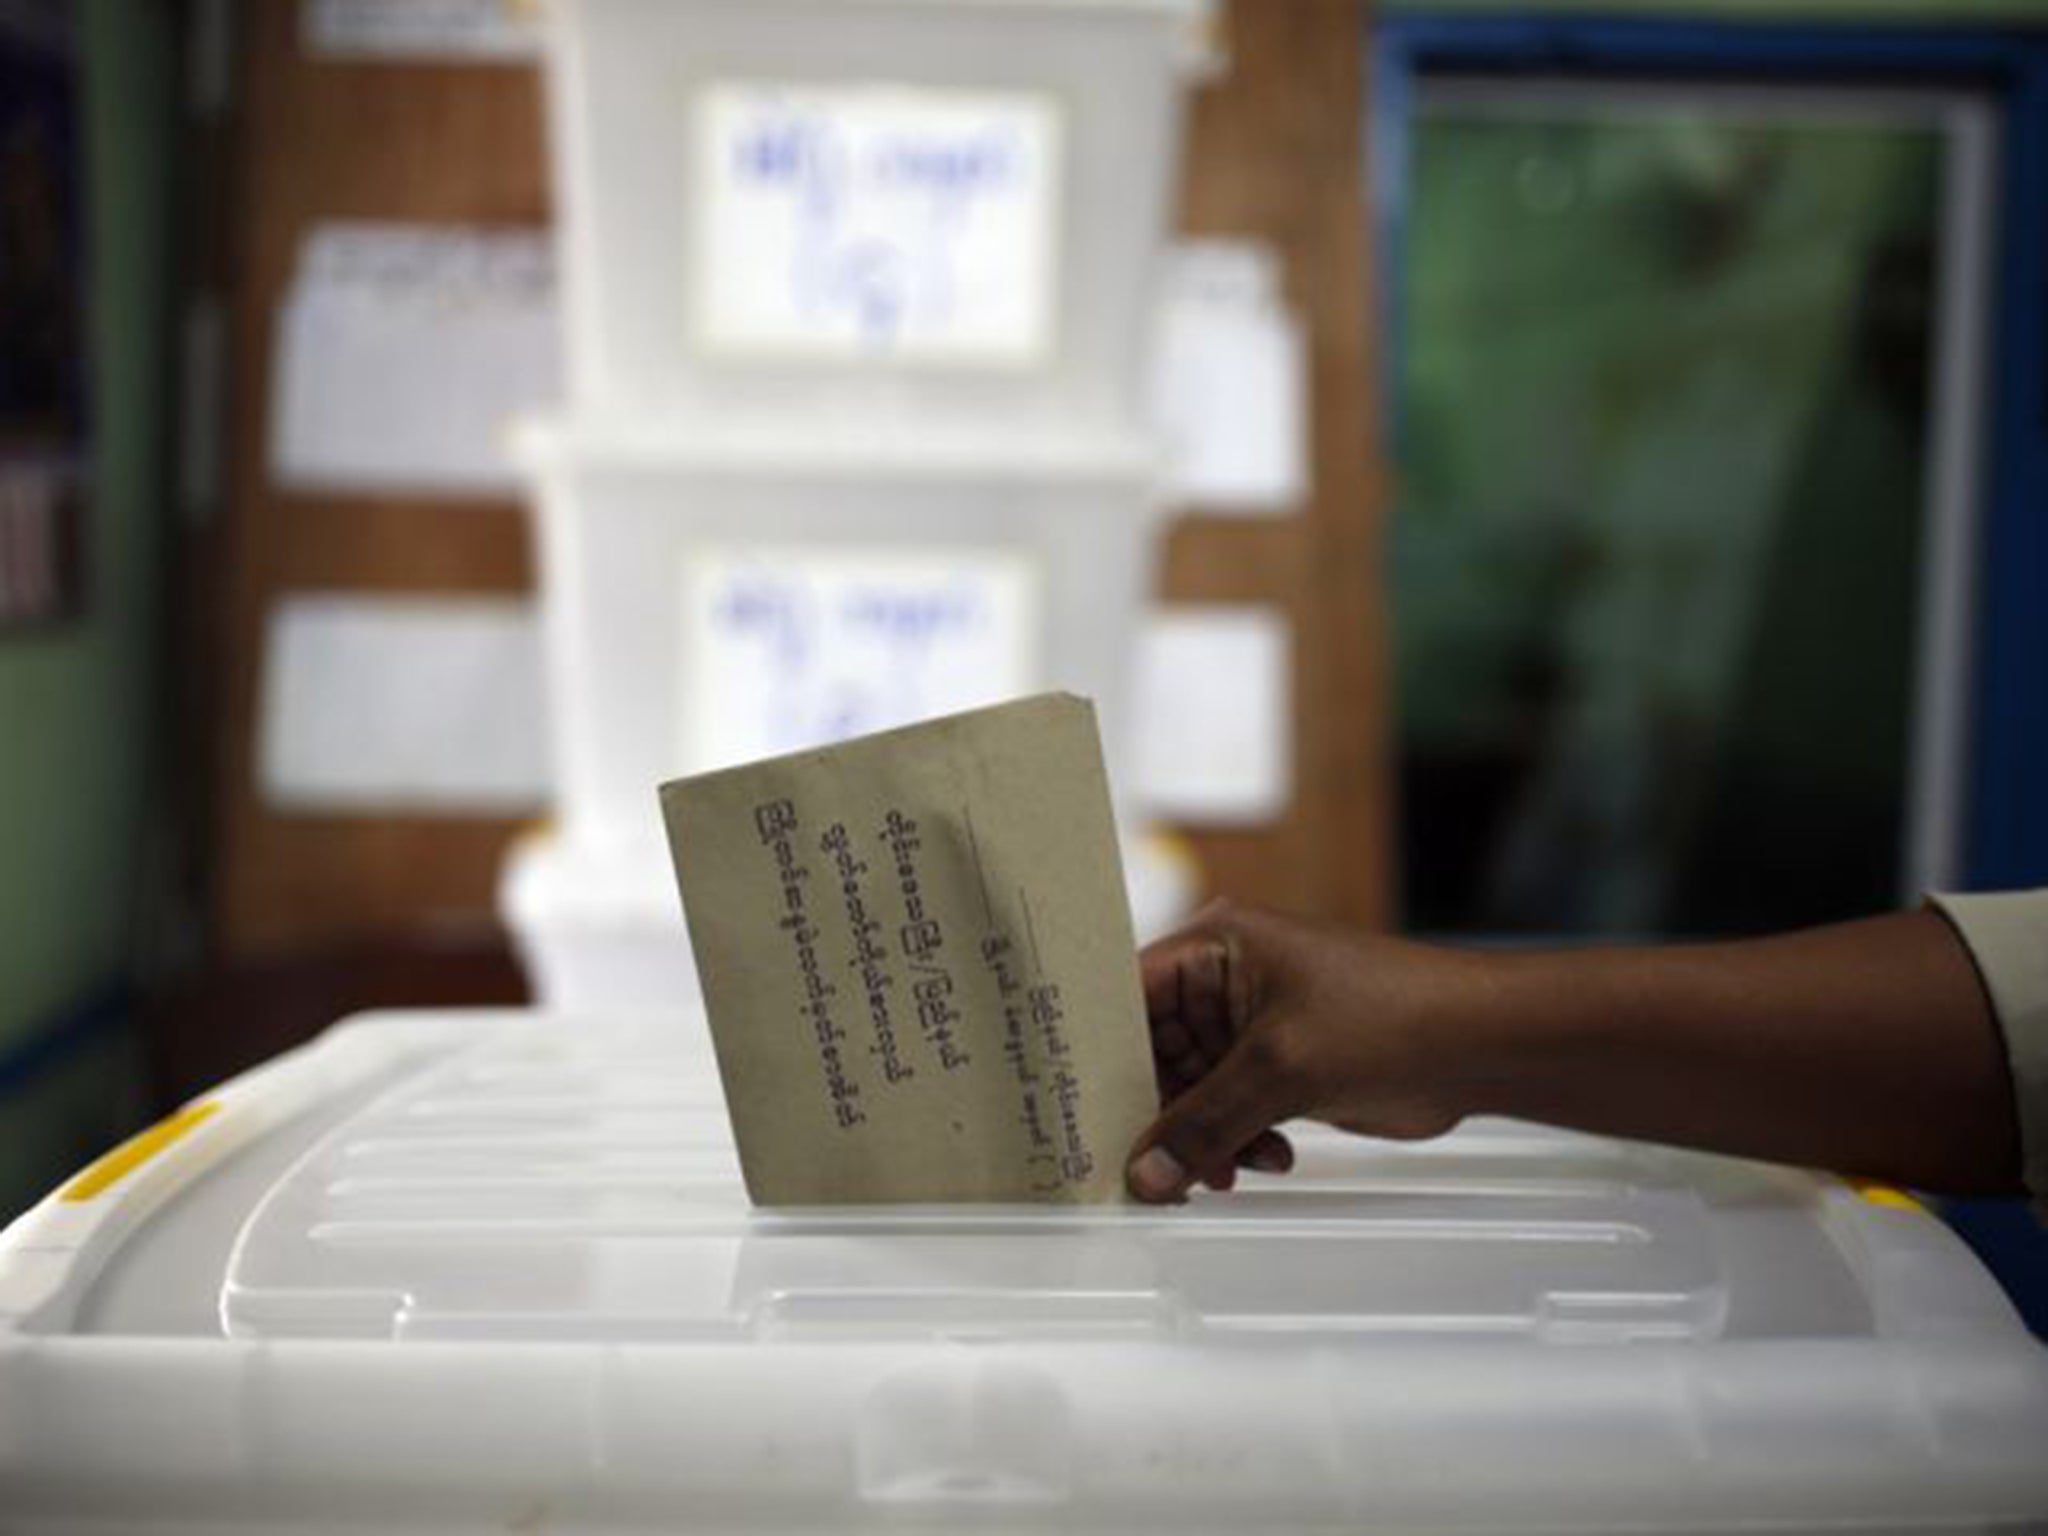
xmin=541 ymin=0 xmax=1213 ymax=435
xmin=510 ymin=0 xmax=1214 ymax=1009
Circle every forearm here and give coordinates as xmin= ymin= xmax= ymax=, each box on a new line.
xmin=1445 ymin=913 xmax=2023 ymax=1194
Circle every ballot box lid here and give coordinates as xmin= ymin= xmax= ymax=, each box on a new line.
xmin=5 ymin=1008 xmax=2046 ymax=1531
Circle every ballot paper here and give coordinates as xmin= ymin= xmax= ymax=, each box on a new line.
xmin=660 ymin=693 xmax=1157 ymax=1205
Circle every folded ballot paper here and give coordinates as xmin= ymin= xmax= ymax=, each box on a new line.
xmin=660 ymin=693 xmax=1159 ymax=1204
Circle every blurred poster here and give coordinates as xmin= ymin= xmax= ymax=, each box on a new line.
xmin=270 ymin=224 xmax=558 ymax=496
xmin=1149 ymin=241 xmax=1307 ymax=514
xmin=258 ymin=594 xmax=549 ymax=813
xmin=696 ymin=84 xmax=1060 ymax=361
xmin=681 ymin=547 xmax=1039 ymax=770
xmin=1136 ymin=606 xmax=1292 ymax=824
xmin=0 ymin=0 xmax=85 ymax=629
xmin=301 ymin=0 xmax=540 ymax=62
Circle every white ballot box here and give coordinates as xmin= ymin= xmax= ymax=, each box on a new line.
xmin=542 ymin=0 xmax=1212 ymax=437
xmin=5 ymin=1009 xmax=2046 ymax=1531
xmin=504 ymin=0 xmax=1215 ymax=1011
xmin=504 ymin=420 xmax=1193 ymax=1011
xmin=497 ymin=831 xmax=703 ymax=1019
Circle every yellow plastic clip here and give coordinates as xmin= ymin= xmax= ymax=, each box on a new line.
xmin=59 ymin=1102 xmax=222 ymax=1202
xmin=1849 ymin=1179 xmax=1926 ymax=1215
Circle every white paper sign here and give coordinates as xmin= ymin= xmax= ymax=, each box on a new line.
xmin=682 ymin=548 xmax=1040 ymax=770
xmin=1149 ymin=240 xmax=1308 ymax=514
xmin=302 ymin=0 xmax=540 ymax=61
xmin=696 ymin=84 xmax=1061 ymax=361
xmin=258 ymin=594 xmax=549 ymax=813
xmin=270 ymin=224 xmax=559 ymax=497
xmin=1137 ymin=606 xmax=1292 ymax=824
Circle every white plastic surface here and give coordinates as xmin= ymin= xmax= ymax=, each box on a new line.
xmin=6 ymin=1010 xmax=2048 ymax=1533
xmin=499 ymin=832 xmax=707 ymax=1018
xmin=521 ymin=421 xmax=1163 ymax=850
xmin=210 ymin=1035 xmax=1735 ymax=1346
xmin=542 ymin=0 xmax=1210 ymax=437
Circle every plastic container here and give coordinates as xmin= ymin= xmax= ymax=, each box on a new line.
xmin=542 ymin=0 xmax=1213 ymax=438
xmin=6 ymin=1007 xmax=2047 ymax=1532
xmin=521 ymin=419 xmax=1164 ymax=852
xmin=499 ymin=830 xmax=706 ymax=1017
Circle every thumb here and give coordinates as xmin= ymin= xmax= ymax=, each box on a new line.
xmin=1126 ymin=1026 xmax=1303 ymax=1202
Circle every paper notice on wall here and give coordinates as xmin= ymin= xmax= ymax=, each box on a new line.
xmin=258 ymin=593 xmax=549 ymax=813
xmin=681 ymin=546 xmax=1039 ymax=772
xmin=301 ymin=0 xmax=540 ymax=61
xmin=661 ymin=693 xmax=1157 ymax=1205
xmin=270 ymin=224 xmax=559 ymax=496
xmin=696 ymin=83 xmax=1061 ymax=361
xmin=1150 ymin=240 xmax=1307 ymax=513
xmin=1137 ymin=606 xmax=1292 ymax=824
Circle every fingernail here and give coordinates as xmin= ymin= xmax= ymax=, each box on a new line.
xmin=1128 ymin=1146 xmax=1187 ymax=1202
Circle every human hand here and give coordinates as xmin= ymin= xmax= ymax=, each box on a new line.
xmin=1125 ymin=901 xmax=1482 ymax=1202
xmin=1125 ymin=899 xmax=2030 ymax=1203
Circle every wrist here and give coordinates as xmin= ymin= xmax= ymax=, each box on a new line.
xmin=1428 ymin=943 xmax=1608 ymax=1122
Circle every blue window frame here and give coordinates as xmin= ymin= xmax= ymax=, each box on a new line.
xmin=1371 ymin=13 xmax=2048 ymax=898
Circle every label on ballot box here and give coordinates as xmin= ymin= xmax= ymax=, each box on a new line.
xmin=696 ymin=82 xmax=1061 ymax=361
xmin=680 ymin=545 xmax=1039 ymax=771
xmin=660 ymin=694 xmax=1156 ymax=1204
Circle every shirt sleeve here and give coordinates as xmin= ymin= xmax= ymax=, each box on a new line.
xmin=1927 ymin=888 xmax=2048 ymax=1209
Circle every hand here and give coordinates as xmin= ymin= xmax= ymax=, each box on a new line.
xmin=1125 ymin=901 xmax=1482 ymax=1202
xmin=1126 ymin=901 xmax=2026 ymax=1203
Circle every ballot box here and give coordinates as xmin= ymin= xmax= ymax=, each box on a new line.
xmin=542 ymin=0 xmax=1213 ymax=437
xmin=518 ymin=421 xmax=1164 ymax=853
xmin=498 ymin=832 xmax=703 ymax=1019
xmin=6 ymin=1008 xmax=2047 ymax=1532
xmin=504 ymin=420 xmax=1192 ymax=1012
xmin=506 ymin=0 xmax=1215 ymax=1011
